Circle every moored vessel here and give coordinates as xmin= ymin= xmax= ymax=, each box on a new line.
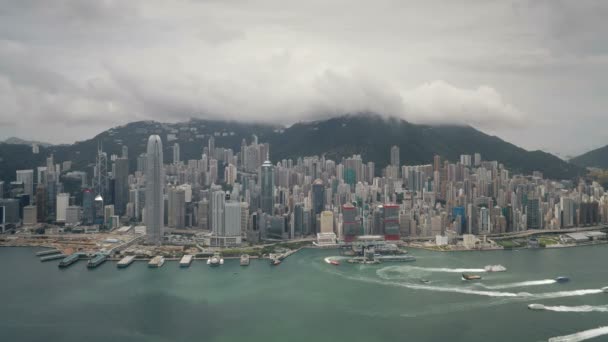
xmin=87 ymin=254 xmax=107 ymax=269
xmin=207 ymin=252 xmax=224 ymax=266
xmin=117 ymin=255 xmax=136 ymax=268
xmin=58 ymin=254 xmax=80 ymax=268
xmin=179 ymin=255 xmax=193 ymax=268
xmin=240 ymin=254 xmax=250 ymax=266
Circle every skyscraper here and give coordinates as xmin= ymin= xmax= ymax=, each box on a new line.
xmin=168 ymin=187 xmax=186 ymax=229
xmin=16 ymin=170 xmax=34 ymax=199
xmin=390 ymin=145 xmax=400 ymax=168
xmin=211 ymin=190 xmax=225 ymax=235
xmin=35 ymin=185 xmax=47 ymax=223
xmin=260 ymin=160 xmax=274 ymax=215
xmin=145 ymin=135 xmax=164 ymax=245
xmin=113 ymin=158 xmax=129 ymax=216
xmin=173 ymin=143 xmax=180 ymax=164
xmin=56 ymin=193 xmax=69 ymax=223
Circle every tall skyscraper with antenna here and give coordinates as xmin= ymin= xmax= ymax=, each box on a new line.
xmin=146 ymin=135 xmax=164 ymax=245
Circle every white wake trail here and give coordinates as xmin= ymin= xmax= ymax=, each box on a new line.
xmin=549 ymin=326 xmax=608 ymax=342
xmin=477 ymin=279 xmax=557 ymax=289
xmin=530 ymin=304 xmax=608 ymax=313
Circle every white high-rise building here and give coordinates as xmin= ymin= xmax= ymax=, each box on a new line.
xmin=224 ymin=201 xmax=242 ymax=237
xmin=320 ymin=210 xmax=334 ymax=233
xmin=146 ymin=135 xmax=164 ymax=245
xmin=16 ymin=169 xmax=34 ymax=199
xmin=56 ymin=193 xmax=69 ymax=222
xmin=173 ymin=143 xmax=180 ymax=164
xmin=211 ymin=190 xmax=225 ymax=235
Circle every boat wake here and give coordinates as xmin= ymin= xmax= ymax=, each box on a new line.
xmin=529 ymin=304 xmax=608 ymax=313
xmin=549 ymin=326 xmax=608 ymax=342
xmin=476 ymin=279 xmax=557 ymax=289
xmin=377 ymin=265 xmax=486 ymax=278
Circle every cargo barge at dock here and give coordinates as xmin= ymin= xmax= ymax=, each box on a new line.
xmin=117 ymin=255 xmax=136 ymax=268
xmin=179 ymin=255 xmax=193 ymax=267
xmin=148 ymin=256 xmax=165 ymax=268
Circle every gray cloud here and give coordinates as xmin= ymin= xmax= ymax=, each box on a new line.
xmin=0 ymin=0 xmax=606 ymax=156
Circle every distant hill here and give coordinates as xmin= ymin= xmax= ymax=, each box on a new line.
xmin=570 ymin=145 xmax=608 ymax=169
xmin=0 ymin=114 xmax=584 ymax=183
xmin=1 ymin=137 xmax=53 ymax=147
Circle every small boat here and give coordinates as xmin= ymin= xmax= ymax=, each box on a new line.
xmin=528 ymin=304 xmax=545 ymax=310
xmin=420 ymin=278 xmax=430 ymax=284
xmin=462 ymin=273 xmax=482 ymax=281
xmin=207 ymin=252 xmax=224 ymax=267
xmin=555 ymin=276 xmax=570 ymax=283
xmin=271 ymin=258 xmax=281 ymax=266
xmin=484 ymin=265 xmax=507 ymax=272
xmin=330 ymin=260 xmax=340 ymax=266
xmin=601 ymin=287 xmax=608 ymax=293
xmin=240 ymin=254 xmax=250 ymax=266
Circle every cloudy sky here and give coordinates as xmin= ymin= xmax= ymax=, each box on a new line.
xmin=0 ymin=0 xmax=606 ymax=157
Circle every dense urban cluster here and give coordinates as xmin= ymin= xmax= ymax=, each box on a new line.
xmin=1 ymin=132 xmax=607 ymax=249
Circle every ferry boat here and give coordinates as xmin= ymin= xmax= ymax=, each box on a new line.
xmin=148 ymin=256 xmax=165 ymax=268
xmin=240 ymin=254 xmax=250 ymax=266
xmin=462 ymin=273 xmax=482 ymax=281
xmin=207 ymin=252 xmax=224 ymax=267
xmin=117 ymin=255 xmax=136 ymax=268
xmin=87 ymin=254 xmax=107 ymax=269
xmin=555 ymin=276 xmax=570 ymax=283
xmin=179 ymin=255 xmax=193 ymax=268
xmin=58 ymin=254 xmax=80 ymax=268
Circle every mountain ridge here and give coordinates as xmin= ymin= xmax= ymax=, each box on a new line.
xmin=0 ymin=114 xmax=584 ymax=182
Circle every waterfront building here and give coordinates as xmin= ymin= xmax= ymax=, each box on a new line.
xmin=55 ymin=193 xmax=69 ymax=223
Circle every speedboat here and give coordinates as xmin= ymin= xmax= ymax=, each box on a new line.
xmin=528 ymin=304 xmax=545 ymax=310
xmin=484 ymin=265 xmax=507 ymax=272
xmin=330 ymin=260 xmax=340 ymax=266
xmin=420 ymin=278 xmax=430 ymax=284
xmin=271 ymin=258 xmax=281 ymax=266
xmin=601 ymin=287 xmax=608 ymax=293
xmin=462 ymin=273 xmax=482 ymax=281
xmin=555 ymin=276 xmax=570 ymax=283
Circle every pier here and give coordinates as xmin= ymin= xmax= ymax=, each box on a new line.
xmin=40 ymin=254 xmax=66 ymax=262
xmin=36 ymin=249 xmax=62 ymax=257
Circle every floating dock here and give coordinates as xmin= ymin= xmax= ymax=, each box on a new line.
xmin=58 ymin=254 xmax=81 ymax=268
xmin=87 ymin=254 xmax=107 ymax=269
xmin=40 ymin=254 xmax=66 ymax=262
xmin=240 ymin=254 xmax=250 ymax=266
xmin=148 ymin=256 xmax=165 ymax=268
xmin=36 ymin=249 xmax=62 ymax=257
xmin=117 ymin=255 xmax=136 ymax=268
xmin=179 ymin=255 xmax=193 ymax=268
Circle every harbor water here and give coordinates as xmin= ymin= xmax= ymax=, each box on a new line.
xmin=2 ymin=246 xmax=608 ymax=341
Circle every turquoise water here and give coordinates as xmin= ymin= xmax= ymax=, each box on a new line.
xmin=2 ymin=246 xmax=608 ymax=341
